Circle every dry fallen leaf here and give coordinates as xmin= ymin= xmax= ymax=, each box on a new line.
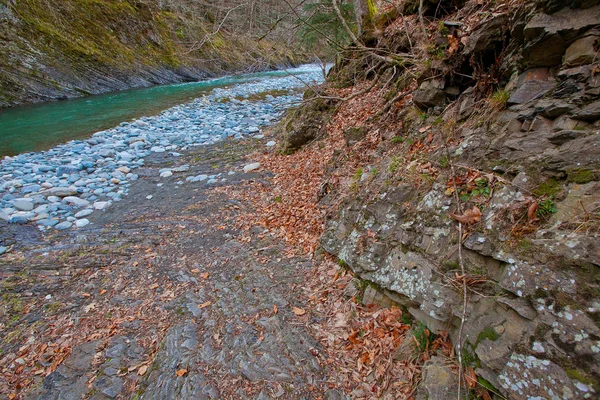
xmin=176 ymin=369 xmax=188 ymax=377
xmin=450 ymin=206 xmax=482 ymax=224
xmin=273 ymin=304 xmax=278 ymax=314
xmin=465 ymin=366 xmax=477 ymax=388
xmin=198 ymin=301 xmax=212 ymax=309
xmin=138 ymin=365 xmax=148 ymax=376
xmin=527 ymin=202 xmax=538 ymax=221
xmin=200 ymin=272 xmax=209 ymax=279
xmin=149 ymin=283 xmax=159 ymax=290
xmin=99 ymin=289 xmax=107 ymax=295
xmin=81 ymin=292 xmax=91 ymax=298
xmin=191 ymin=268 xmax=200 ymax=273
xmin=447 ymin=34 xmax=460 ymax=54
xmin=83 ymin=303 xmax=96 ymax=313
xmin=292 ymin=307 xmax=306 ymax=316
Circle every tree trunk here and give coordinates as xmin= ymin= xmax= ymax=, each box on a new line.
xmin=353 ymin=0 xmax=375 ymax=36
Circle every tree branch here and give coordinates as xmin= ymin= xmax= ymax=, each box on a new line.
xmin=184 ymin=3 xmax=246 ymax=54
xmin=281 ymin=0 xmax=345 ymax=49
xmin=331 ymin=0 xmax=414 ymax=64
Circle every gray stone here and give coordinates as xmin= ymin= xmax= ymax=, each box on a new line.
xmin=13 ymin=199 xmax=34 ymax=211
xmin=75 ymin=219 xmax=90 ymax=228
xmin=563 ymin=35 xmax=600 ymax=67
xmin=552 ymin=115 xmax=589 ymax=130
xmin=497 ymin=354 xmax=578 ymax=400
xmin=522 ymin=5 xmax=600 ymax=67
xmin=361 ymin=285 xmax=395 ymax=308
xmin=99 ymin=376 xmax=124 ymax=399
xmin=557 ymin=64 xmax=593 ymax=81
xmin=548 ymin=130 xmax=588 ymax=145
xmin=508 ymin=69 xmax=556 ymax=105
xmin=48 ymin=187 xmax=78 ymax=197
xmin=243 ymin=163 xmax=261 ymax=173
xmin=10 ymin=215 xmax=29 ymax=224
xmin=574 ymin=100 xmax=600 ymax=121
xmin=21 ymin=184 xmax=42 ymax=194
xmin=56 ymin=166 xmax=80 ymax=177
xmin=55 ymin=221 xmax=73 ymax=230
xmin=93 ymin=201 xmax=111 ymax=211
xmin=463 ymin=13 xmax=508 ymax=55
xmin=74 ymin=209 xmax=93 ymax=218
xmin=279 ymin=90 xmax=336 ymax=154
xmin=534 ymin=99 xmax=574 ymax=118
xmin=37 ymin=219 xmax=59 ymax=227
xmin=496 ymin=297 xmax=537 ymax=320
xmin=192 ymin=174 xmax=208 ymax=182
xmin=416 ymin=356 xmax=459 ymax=400
xmin=392 ymin=329 xmax=418 ymax=362
xmin=413 ymin=79 xmax=446 ymax=108
xmin=63 ymin=196 xmax=90 ymax=208
xmin=343 ymin=126 xmax=367 ymax=147
xmin=172 ymin=165 xmax=190 ymax=173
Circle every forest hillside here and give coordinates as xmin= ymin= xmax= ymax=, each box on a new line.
xmin=268 ymin=0 xmax=600 ymax=397
xmin=0 ymin=0 xmax=305 ymax=108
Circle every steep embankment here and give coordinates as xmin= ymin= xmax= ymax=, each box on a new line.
xmin=274 ymin=0 xmax=600 ymax=398
xmin=0 ymin=0 xmax=302 ymax=108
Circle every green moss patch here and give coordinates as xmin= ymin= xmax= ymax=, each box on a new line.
xmin=533 ymin=178 xmax=562 ymax=197
xmin=567 ymin=169 xmax=595 ymax=184
xmin=476 ymin=326 xmax=500 ymax=345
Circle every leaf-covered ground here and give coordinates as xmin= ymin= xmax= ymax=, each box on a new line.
xmin=0 ymin=133 xmax=444 ymax=399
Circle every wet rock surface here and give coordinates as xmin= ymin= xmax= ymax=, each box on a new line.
xmin=0 ymin=66 xmax=334 ymax=399
xmin=3 ymin=137 xmax=330 ymax=399
xmin=0 ymin=65 xmax=323 ymax=233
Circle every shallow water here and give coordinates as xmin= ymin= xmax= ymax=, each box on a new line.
xmin=0 ymin=66 xmax=320 ymax=157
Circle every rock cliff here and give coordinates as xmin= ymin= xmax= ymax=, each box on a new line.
xmin=279 ymin=0 xmax=600 ymax=397
xmin=0 ymin=0 xmax=302 ymax=108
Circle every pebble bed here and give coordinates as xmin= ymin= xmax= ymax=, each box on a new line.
xmin=0 ymin=65 xmax=325 ymax=241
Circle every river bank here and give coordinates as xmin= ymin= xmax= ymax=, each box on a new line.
xmin=0 ymin=0 xmax=306 ymax=109
xmin=0 ymin=132 xmax=334 ymax=399
xmin=0 ymin=65 xmax=324 ymax=242
xmin=0 ymin=60 xmax=419 ymax=398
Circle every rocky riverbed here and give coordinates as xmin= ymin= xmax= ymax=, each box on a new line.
xmin=0 ymin=65 xmax=324 ymax=241
xmin=0 ymin=65 xmax=355 ymax=399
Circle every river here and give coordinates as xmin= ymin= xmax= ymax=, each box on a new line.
xmin=0 ymin=65 xmax=323 ymax=157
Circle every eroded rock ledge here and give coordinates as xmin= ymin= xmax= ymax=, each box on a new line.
xmin=279 ymin=0 xmax=600 ymax=398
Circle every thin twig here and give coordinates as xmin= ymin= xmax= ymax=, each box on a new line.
xmin=368 ymin=87 xmax=410 ymax=121
xmin=184 ymin=3 xmax=246 ymax=54
xmin=311 ymin=80 xmax=378 ymax=102
xmin=418 ymin=0 xmax=428 ymax=38
xmin=449 ymin=170 xmax=468 ymax=400
xmin=401 ymin=13 xmax=413 ymax=49
xmin=281 ymin=0 xmax=345 ymax=49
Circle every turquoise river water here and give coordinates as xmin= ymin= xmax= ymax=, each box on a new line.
xmin=0 ymin=68 xmax=312 ymax=157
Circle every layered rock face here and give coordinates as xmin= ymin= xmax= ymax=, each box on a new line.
xmin=318 ymin=1 xmax=600 ymax=398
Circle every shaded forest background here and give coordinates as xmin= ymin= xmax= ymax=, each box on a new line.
xmin=0 ymin=0 xmax=362 ymax=107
